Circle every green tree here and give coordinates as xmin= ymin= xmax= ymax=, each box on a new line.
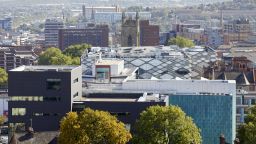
xmin=38 ymin=47 xmax=79 ymax=65
xmin=0 ymin=68 xmax=8 ymax=86
xmin=63 ymin=44 xmax=91 ymax=58
xmin=168 ymin=36 xmax=195 ymax=48
xmin=59 ymin=108 xmax=132 ymax=144
xmin=132 ymin=105 xmax=202 ymax=144
xmin=238 ymin=105 xmax=256 ymax=144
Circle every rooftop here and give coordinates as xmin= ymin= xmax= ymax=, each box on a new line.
xmin=10 ymin=65 xmax=80 ymax=72
xmin=96 ymin=59 xmax=123 ymax=65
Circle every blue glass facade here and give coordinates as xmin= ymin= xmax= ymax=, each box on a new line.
xmin=169 ymin=95 xmax=235 ymax=144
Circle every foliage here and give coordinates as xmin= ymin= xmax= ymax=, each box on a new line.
xmin=0 ymin=115 xmax=6 ymax=125
xmin=0 ymin=68 xmax=8 ymax=86
xmin=63 ymin=44 xmax=91 ymax=58
xmin=59 ymin=108 xmax=132 ymax=144
xmin=168 ymin=36 xmax=195 ymax=48
xmin=238 ymin=105 xmax=256 ymax=144
xmin=132 ymin=105 xmax=202 ymax=144
xmin=38 ymin=47 xmax=79 ymax=65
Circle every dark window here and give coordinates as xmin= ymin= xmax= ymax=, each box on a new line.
xmin=44 ymin=97 xmax=60 ymax=102
xmin=73 ymin=78 xmax=79 ymax=83
xmin=73 ymin=92 xmax=79 ymax=98
xmin=46 ymin=79 xmax=61 ymax=90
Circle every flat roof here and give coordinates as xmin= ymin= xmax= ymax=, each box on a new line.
xmin=96 ymin=59 xmax=123 ymax=66
xmin=74 ymin=97 xmax=137 ymax=102
xmin=10 ymin=65 xmax=80 ymax=72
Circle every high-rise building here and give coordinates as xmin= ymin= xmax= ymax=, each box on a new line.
xmin=58 ymin=24 xmax=109 ymax=51
xmin=0 ymin=17 xmax=12 ymax=31
xmin=44 ymin=19 xmax=64 ymax=48
xmin=8 ymin=65 xmax=82 ymax=131
xmin=121 ymin=12 xmax=159 ymax=47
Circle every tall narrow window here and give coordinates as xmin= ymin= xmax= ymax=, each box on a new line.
xmin=128 ymin=35 xmax=133 ymax=46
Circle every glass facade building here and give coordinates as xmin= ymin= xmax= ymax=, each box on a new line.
xmin=169 ymin=94 xmax=235 ymax=144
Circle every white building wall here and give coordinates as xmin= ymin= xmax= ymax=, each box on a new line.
xmin=122 ymin=79 xmax=236 ymax=96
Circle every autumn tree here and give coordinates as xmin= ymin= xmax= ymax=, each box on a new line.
xmin=238 ymin=105 xmax=256 ymax=144
xmin=168 ymin=36 xmax=195 ymax=48
xmin=132 ymin=105 xmax=202 ymax=144
xmin=0 ymin=115 xmax=6 ymax=125
xmin=59 ymin=108 xmax=132 ymax=144
xmin=63 ymin=43 xmax=91 ymax=58
xmin=0 ymin=68 xmax=8 ymax=86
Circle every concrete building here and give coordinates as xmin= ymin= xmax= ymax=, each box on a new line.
xmin=8 ymin=65 xmax=82 ymax=131
xmin=58 ymin=24 xmax=109 ymax=51
xmin=83 ymin=59 xmax=236 ymax=144
xmin=44 ymin=19 xmax=64 ymax=48
xmin=0 ymin=46 xmax=37 ymax=71
xmin=0 ymin=18 xmax=12 ymax=31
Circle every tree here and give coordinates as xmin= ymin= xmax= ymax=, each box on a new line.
xmin=38 ymin=47 xmax=78 ymax=65
xmin=238 ymin=105 xmax=256 ymax=144
xmin=0 ymin=68 xmax=8 ymax=86
xmin=63 ymin=44 xmax=91 ymax=58
xmin=0 ymin=115 xmax=6 ymax=125
xmin=168 ymin=36 xmax=195 ymax=48
xmin=132 ymin=105 xmax=202 ymax=144
xmin=59 ymin=108 xmax=132 ymax=144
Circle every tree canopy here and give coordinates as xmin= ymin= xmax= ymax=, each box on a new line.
xmin=168 ymin=36 xmax=195 ymax=48
xmin=0 ymin=115 xmax=6 ymax=125
xmin=132 ymin=105 xmax=202 ymax=144
xmin=38 ymin=47 xmax=79 ymax=65
xmin=238 ymin=105 xmax=256 ymax=144
xmin=0 ymin=68 xmax=8 ymax=86
xmin=63 ymin=44 xmax=91 ymax=58
xmin=59 ymin=108 xmax=132 ymax=144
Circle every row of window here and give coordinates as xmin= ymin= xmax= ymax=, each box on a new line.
xmin=46 ymin=77 xmax=79 ymax=91
xmin=10 ymin=96 xmax=61 ymax=102
xmin=12 ymin=108 xmax=60 ymax=117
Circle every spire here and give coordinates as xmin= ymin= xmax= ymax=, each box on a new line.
xmin=82 ymin=4 xmax=86 ymax=21
xmin=136 ymin=11 xmax=140 ymax=47
xmin=136 ymin=11 xmax=139 ymax=21
xmin=122 ymin=11 xmax=125 ymax=24
xmin=91 ymin=7 xmax=95 ymax=21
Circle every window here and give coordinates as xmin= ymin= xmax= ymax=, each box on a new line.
xmin=10 ymin=96 xmax=43 ymax=101
xmin=73 ymin=78 xmax=79 ymax=83
xmin=47 ymin=79 xmax=61 ymax=90
xmin=12 ymin=108 xmax=26 ymax=116
xmin=43 ymin=97 xmax=61 ymax=102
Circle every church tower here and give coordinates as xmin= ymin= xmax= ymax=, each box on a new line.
xmin=121 ymin=11 xmax=140 ymax=47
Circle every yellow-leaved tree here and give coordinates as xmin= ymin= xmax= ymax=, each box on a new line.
xmin=58 ymin=108 xmax=132 ymax=144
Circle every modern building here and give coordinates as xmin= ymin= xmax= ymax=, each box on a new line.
xmin=121 ymin=12 xmax=159 ymax=47
xmin=0 ymin=46 xmax=37 ymax=71
xmin=44 ymin=19 xmax=64 ymax=48
xmin=82 ymin=46 xmax=218 ymax=79
xmin=58 ymin=24 xmax=109 ymax=51
xmin=8 ymin=65 xmax=82 ymax=131
xmin=0 ymin=18 xmax=12 ymax=31
xmin=82 ymin=58 xmax=236 ymax=144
